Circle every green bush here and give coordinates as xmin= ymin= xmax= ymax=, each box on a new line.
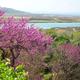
xmin=43 ymin=73 xmax=53 ymax=80
xmin=53 ymin=34 xmax=70 ymax=47
xmin=70 ymin=31 xmax=80 ymax=45
xmin=0 ymin=60 xmax=28 ymax=80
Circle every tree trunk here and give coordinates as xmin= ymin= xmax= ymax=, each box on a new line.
xmin=10 ymin=48 xmax=15 ymax=67
xmin=0 ymin=48 xmax=6 ymax=60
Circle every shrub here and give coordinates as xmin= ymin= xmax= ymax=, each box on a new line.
xmin=0 ymin=10 xmax=52 ymax=66
xmin=70 ymin=32 xmax=80 ymax=45
xmin=0 ymin=10 xmax=53 ymax=80
xmin=53 ymin=43 xmax=80 ymax=80
xmin=0 ymin=60 xmax=28 ymax=80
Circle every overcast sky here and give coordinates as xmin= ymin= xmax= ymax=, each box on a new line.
xmin=0 ymin=0 xmax=80 ymax=14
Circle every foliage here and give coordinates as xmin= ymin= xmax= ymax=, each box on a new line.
xmin=70 ymin=31 xmax=80 ymax=45
xmin=44 ymin=29 xmax=57 ymax=38
xmin=1 ymin=9 xmax=80 ymax=80
xmin=59 ymin=43 xmax=80 ymax=62
xmin=50 ymin=32 xmax=71 ymax=48
xmin=42 ymin=43 xmax=80 ymax=80
xmin=53 ymin=43 xmax=80 ymax=80
xmin=0 ymin=60 xmax=28 ymax=80
xmin=0 ymin=10 xmax=53 ymax=80
xmin=0 ymin=10 xmax=52 ymax=68
xmin=0 ymin=10 xmax=4 ymax=16
xmin=43 ymin=73 xmax=53 ymax=80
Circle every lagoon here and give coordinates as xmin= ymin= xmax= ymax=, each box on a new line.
xmin=29 ymin=23 xmax=80 ymax=29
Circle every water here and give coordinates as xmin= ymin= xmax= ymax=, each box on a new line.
xmin=29 ymin=23 xmax=80 ymax=29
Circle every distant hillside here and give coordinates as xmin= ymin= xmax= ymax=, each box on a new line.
xmin=0 ymin=7 xmax=80 ymax=22
xmin=0 ymin=7 xmax=54 ymax=17
xmin=0 ymin=7 xmax=32 ymax=16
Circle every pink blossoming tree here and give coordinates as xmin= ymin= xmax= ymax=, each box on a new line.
xmin=0 ymin=10 xmax=52 ymax=68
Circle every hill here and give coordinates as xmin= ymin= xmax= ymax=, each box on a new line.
xmin=0 ymin=7 xmax=80 ymax=22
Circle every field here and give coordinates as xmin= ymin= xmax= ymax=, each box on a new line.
xmin=27 ymin=16 xmax=80 ymax=23
xmin=4 ymin=15 xmax=80 ymax=23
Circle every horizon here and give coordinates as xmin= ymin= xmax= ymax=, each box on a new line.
xmin=0 ymin=0 xmax=80 ymax=15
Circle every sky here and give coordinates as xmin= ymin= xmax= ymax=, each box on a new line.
xmin=0 ymin=0 xmax=80 ymax=15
